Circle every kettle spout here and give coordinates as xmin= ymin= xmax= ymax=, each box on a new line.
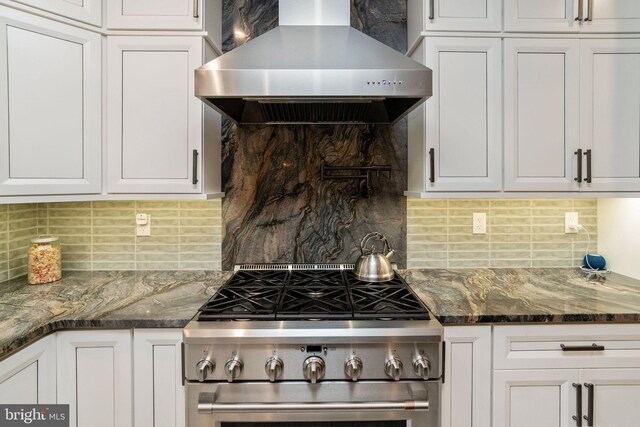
xmin=385 ymin=249 xmax=395 ymax=259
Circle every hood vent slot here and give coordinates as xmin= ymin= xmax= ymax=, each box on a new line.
xmin=257 ymin=100 xmax=374 ymax=124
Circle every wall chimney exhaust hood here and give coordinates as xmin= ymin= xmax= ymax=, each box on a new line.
xmin=195 ymin=0 xmax=432 ymax=125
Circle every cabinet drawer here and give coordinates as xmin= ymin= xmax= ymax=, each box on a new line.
xmin=494 ymin=324 xmax=640 ymax=370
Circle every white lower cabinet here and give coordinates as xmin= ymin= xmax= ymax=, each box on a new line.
xmin=582 ymin=369 xmax=640 ymax=426
xmin=56 ymin=330 xmax=133 ymax=427
xmin=494 ymin=324 xmax=640 ymax=427
xmin=0 ymin=334 xmax=56 ymax=404
xmin=494 ymin=369 xmax=580 ymax=427
xmin=134 ymin=329 xmax=185 ymax=427
xmin=441 ymin=326 xmax=491 ymax=427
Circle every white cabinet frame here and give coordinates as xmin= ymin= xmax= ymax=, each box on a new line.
xmin=57 ymin=330 xmax=133 ymax=427
xmin=107 ymin=0 xmax=203 ymax=30
xmin=107 ymin=36 xmax=203 ymax=194
xmin=134 ymin=329 xmax=185 ymax=427
xmin=10 ymin=0 xmax=102 ymax=26
xmin=0 ymin=7 xmax=102 ymax=196
xmin=504 ymin=38 xmax=581 ymax=192
xmin=0 ymin=335 xmax=56 ymax=404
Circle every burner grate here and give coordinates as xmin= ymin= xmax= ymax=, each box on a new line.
xmin=196 ymin=266 xmax=430 ymax=321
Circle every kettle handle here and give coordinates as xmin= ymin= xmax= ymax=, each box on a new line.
xmin=360 ymin=232 xmax=394 ymax=257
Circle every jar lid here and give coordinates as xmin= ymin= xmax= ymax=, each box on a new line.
xmin=31 ymin=236 xmax=59 ymax=244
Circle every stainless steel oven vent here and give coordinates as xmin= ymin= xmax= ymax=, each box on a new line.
xmin=194 ymin=0 xmax=432 ymax=125
xmin=258 ymin=100 xmax=373 ymax=124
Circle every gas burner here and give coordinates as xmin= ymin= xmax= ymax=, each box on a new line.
xmin=277 ymin=287 xmax=352 ymax=320
xmin=195 ymin=264 xmax=430 ymax=321
xmin=287 ymin=270 xmax=345 ymax=288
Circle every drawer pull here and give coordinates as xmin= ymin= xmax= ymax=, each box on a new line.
xmin=561 ymin=343 xmax=605 ymax=352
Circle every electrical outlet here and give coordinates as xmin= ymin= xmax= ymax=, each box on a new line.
xmin=136 ymin=213 xmax=151 ymax=236
xmin=565 ymin=212 xmax=579 ymax=233
xmin=473 ymin=213 xmax=487 ymax=235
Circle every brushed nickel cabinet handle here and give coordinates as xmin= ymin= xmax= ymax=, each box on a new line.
xmin=572 ymin=383 xmax=583 ymax=426
xmin=429 ymin=0 xmax=435 ymax=20
xmin=194 ymin=0 xmax=199 ymax=18
xmin=574 ymin=149 xmax=583 ymax=183
xmin=585 ymin=0 xmax=593 ymax=21
xmin=576 ymin=0 xmax=584 ymax=21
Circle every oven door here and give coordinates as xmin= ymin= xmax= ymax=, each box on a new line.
xmin=186 ymin=380 xmax=439 ymax=427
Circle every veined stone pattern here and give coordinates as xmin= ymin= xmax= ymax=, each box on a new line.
xmin=220 ymin=0 xmax=409 ymax=269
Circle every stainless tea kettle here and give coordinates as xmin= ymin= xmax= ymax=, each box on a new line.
xmin=354 ymin=232 xmax=395 ymax=282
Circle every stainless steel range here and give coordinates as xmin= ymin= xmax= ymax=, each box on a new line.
xmin=183 ymin=264 xmax=443 ymax=427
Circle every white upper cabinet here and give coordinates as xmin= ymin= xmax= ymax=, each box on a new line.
xmin=107 ymin=36 xmax=204 ymax=194
xmin=107 ymin=0 xmax=203 ymax=30
xmin=580 ymin=39 xmax=640 ymax=192
xmin=582 ymin=0 xmax=640 ymax=33
xmin=407 ymin=0 xmax=501 ymax=40
xmin=504 ymin=0 xmax=580 ymax=32
xmin=504 ymin=39 xmax=581 ymax=192
xmin=10 ymin=0 xmax=102 ymax=26
xmin=407 ymin=37 xmax=502 ymax=194
xmin=505 ymin=0 xmax=640 ymax=33
xmin=0 ymin=7 xmax=101 ymax=197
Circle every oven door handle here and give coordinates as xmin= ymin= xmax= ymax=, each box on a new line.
xmin=197 ymin=392 xmax=429 ymax=413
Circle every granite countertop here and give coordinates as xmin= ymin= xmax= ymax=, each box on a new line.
xmin=2 ymin=268 xmax=640 ymax=360
xmin=402 ymin=268 xmax=640 ymax=324
xmin=0 ymin=270 xmax=232 ymax=359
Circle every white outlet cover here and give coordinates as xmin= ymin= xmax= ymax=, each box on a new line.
xmin=136 ymin=214 xmax=151 ymax=236
xmin=473 ymin=213 xmax=487 ymax=235
xmin=565 ymin=212 xmax=579 ymax=233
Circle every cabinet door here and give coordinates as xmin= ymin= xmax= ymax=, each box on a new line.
xmin=494 ymin=369 xmax=580 ymax=427
xmin=0 ymin=335 xmax=56 ymax=404
xmin=581 ymin=369 xmax=640 ymax=427
xmin=505 ymin=0 xmax=579 ymax=32
xmin=580 ymin=39 xmax=640 ymax=192
xmin=504 ymin=39 xmax=580 ymax=192
xmin=107 ymin=36 xmax=203 ymax=194
xmin=408 ymin=38 xmax=502 ymax=193
xmin=57 ymin=331 xmax=132 ymax=427
xmin=107 ymin=0 xmax=202 ymax=30
xmin=134 ymin=329 xmax=185 ymax=427
xmin=581 ymin=0 xmax=640 ymax=33
xmin=425 ymin=0 xmax=502 ymax=32
xmin=441 ymin=326 xmax=491 ymax=427
xmin=11 ymin=0 xmax=102 ymax=26
xmin=0 ymin=7 xmax=101 ymax=196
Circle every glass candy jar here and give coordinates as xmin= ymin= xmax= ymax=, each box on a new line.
xmin=28 ymin=236 xmax=62 ymax=284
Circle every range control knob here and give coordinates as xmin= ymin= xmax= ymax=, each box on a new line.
xmin=265 ymin=356 xmax=284 ymax=382
xmin=196 ymin=359 xmax=215 ymax=383
xmin=224 ymin=356 xmax=244 ymax=383
xmin=385 ymin=356 xmax=403 ymax=381
xmin=344 ymin=356 xmax=363 ymax=382
xmin=303 ymin=356 xmax=326 ymax=384
xmin=413 ymin=355 xmax=431 ymax=380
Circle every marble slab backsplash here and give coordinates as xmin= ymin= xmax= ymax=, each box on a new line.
xmin=220 ymin=0 xmax=409 ymax=270
xmin=407 ymin=199 xmax=598 ymax=269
